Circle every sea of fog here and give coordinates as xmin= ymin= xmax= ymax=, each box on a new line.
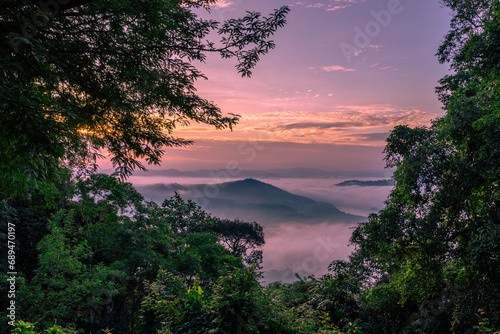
xmin=128 ymin=175 xmax=393 ymax=283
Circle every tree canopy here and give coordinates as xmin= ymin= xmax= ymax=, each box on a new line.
xmin=0 ymin=0 xmax=289 ymax=199
xmin=346 ymin=0 xmax=500 ymax=332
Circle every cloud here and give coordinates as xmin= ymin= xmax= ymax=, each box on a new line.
xmin=304 ymin=3 xmax=326 ymax=9
xmin=247 ymin=104 xmax=434 ymax=127
xmin=243 ymin=105 xmax=434 ymax=145
xmin=211 ymin=0 xmax=237 ymax=9
xmin=350 ymin=132 xmax=390 ymax=142
xmin=173 ymin=104 xmax=437 ymax=147
xmin=292 ymin=0 xmax=367 ymax=12
xmin=353 ymin=44 xmax=383 ymax=58
xmin=309 ymin=65 xmax=355 ymax=72
xmin=261 ymin=222 xmax=356 ymax=282
xmin=277 ymin=121 xmax=364 ymax=130
xmin=326 ymin=3 xmax=353 ymax=11
xmin=379 ymin=66 xmax=400 ymax=71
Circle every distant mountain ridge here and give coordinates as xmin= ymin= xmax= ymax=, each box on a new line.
xmin=131 ymin=168 xmax=391 ymax=179
xmin=137 ymin=178 xmax=364 ymax=225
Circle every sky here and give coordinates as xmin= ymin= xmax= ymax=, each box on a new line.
xmin=150 ymin=0 xmax=453 ymax=173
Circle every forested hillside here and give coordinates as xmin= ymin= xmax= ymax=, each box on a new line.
xmin=1 ymin=0 xmax=499 ymax=333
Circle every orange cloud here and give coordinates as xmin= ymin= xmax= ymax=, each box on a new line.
xmin=174 ymin=104 xmax=436 ymax=147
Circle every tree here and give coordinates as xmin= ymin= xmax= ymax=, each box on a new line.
xmin=212 ymin=218 xmax=265 ymax=267
xmin=152 ymin=195 xmax=266 ymax=268
xmin=17 ymin=209 xmax=125 ymax=332
xmin=0 ymin=0 xmax=289 ymax=199
xmin=347 ymin=1 xmax=500 ymax=332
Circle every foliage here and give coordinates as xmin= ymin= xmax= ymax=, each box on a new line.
xmin=142 ymin=270 xmax=213 ymax=334
xmin=344 ymin=1 xmax=500 ymax=332
xmin=212 ymin=218 xmax=265 ymax=268
xmin=10 ymin=320 xmax=37 ymax=334
xmin=145 ymin=265 xmax=298 ymax=334
xmin=1 ymin=174 xmax=268 ymax=333
xmin=475 ymin=309 xmax=500 ymax=334
xmin=0 ymin=0 xmax=289 ymax=199
xmin=9 ymin=320 xmax=80 ymax=334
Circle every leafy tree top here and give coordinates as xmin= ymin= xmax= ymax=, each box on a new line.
xmin=0 ymin=0 xmax=289 ymax=198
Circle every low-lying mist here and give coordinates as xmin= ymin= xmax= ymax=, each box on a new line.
xmin=261 ymin=222 xmax=357 ymax=283
xmin=131 ymin=175 xmax=393 ymax=282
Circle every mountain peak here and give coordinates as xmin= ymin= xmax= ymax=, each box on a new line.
xmin=138 ymin=178 xmax=365 ymax=225
xmin=223 ymin=178 xmax=284 ymax=194
xmin=242 ymin=178 xmax=261 ymax=183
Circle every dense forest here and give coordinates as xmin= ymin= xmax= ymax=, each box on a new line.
xmin=1 ymin=0 xmax=499 ymax=333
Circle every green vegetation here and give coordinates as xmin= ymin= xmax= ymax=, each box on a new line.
xmin=1 ymin=174 xmax=270 ymax=333
xmin=1 ymin=0 xmax=500 ymax=333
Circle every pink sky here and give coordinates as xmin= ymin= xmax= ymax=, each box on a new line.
xmin=130 ymin=0 xmax=453 ymax=173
